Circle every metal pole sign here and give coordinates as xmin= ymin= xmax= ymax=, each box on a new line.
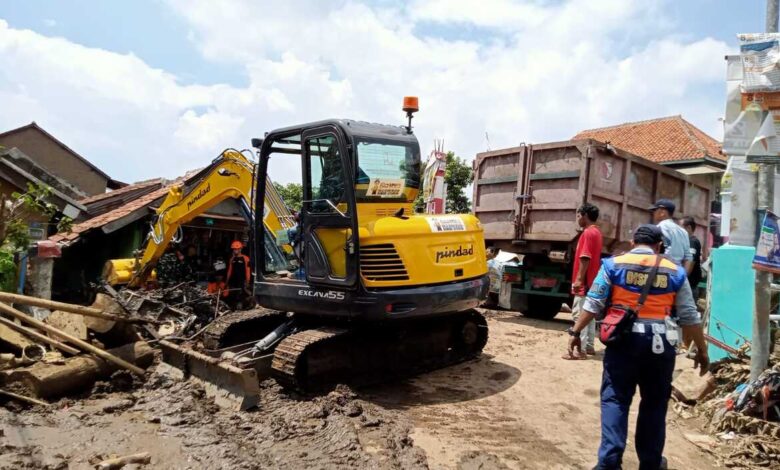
xmin=753 ymin=210 xmax=780 ymax=272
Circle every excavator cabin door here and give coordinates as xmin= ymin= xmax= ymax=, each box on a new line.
xmin=300 ymin=126 xmax=359 ymax=288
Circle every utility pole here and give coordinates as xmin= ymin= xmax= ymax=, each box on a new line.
xmin=752 ymin=0 xmax=779 ymax=381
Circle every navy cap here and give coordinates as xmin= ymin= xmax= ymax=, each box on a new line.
xmin=633 ymin=224 xmax=663 ymax=244
xmin=648 ymin=198 xmax=676 ymax=215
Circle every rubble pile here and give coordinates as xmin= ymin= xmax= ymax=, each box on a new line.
xmin=117 ymin=282 xmax=231 ymax=340
xmin=0 ymin=291 xmax=157 ymax=407
xmin=675 ymin=356 xmax=780 ymax=468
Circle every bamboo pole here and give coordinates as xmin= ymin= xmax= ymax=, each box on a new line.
xmin=0 ymin=316 xmax=79 ymax=355
xmin=0 ymin=389 xmax=49 ymax=407
xmin=0 ymin=291 xmax=151 ymax=324
xmin=0 ymin=302 xmax=145 ymax=376
xmin=96 ymin=452 xmax=151 ymax=470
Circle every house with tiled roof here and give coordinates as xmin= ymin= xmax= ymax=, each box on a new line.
xmin=573 ymin=115 xmax=725 ymax=191
xmin=0 ymin=122 xmax=124 ymax=196
xmin=48 ymin=170 xmax=251 ymax=303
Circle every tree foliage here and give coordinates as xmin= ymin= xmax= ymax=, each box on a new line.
xmin=273 ymin=182 xmax=303 ymax=212
xmin=444 ymin=152 xmax=473 ymax=214
xmin=0 ymin=182 xmax=73 ymax=293
xmin=0 ymin=250 xmax=15 ymax=293
xmin=0 ymin=182 xmax=73 ymax=250
xmin=414 ymin=151 xmax=474 ymax=214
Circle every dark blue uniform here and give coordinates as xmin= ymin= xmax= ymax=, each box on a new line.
xmin=583 ymin=247 xmax=700 ymax=469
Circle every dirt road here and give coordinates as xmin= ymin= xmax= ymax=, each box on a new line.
xmin=0 ymin=308 xmax=719 ymax=469
xmin=365 ymin=309 xmax=719 ymax=469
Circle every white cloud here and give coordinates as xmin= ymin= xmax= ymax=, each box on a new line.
xmin=0 ymin=2 xmax=732 ymax=188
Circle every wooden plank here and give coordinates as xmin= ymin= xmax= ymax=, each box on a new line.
xmin=529 ymin=170 xmax=581 ymax=181
xmin=476 ymin=146 xmax=525 ymax=159
xmin=521 ymin=233 xmax=573 ymax=242
xmin=579 ymin=144 xmax=591 ymax=206
xmin=618 ymin=160 xmax=631 ymax=244
xmin=529 ymin=202 xmax=580 ymax=211
xmin=476 ymin=175 xmax=518 ymax=185
xmin=0 ymin=302 xmax=145 ymax=376
xmin=590 ymin=189 xmax=624 ymax=204
xmin=474 ymin=206 xmax=515 ymax=213
xmin=0 ymin=316 xmax=79 ymax=355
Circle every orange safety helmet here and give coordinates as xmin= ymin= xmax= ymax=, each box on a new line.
xmin=231 ymin=240 xmax=243 ymax=250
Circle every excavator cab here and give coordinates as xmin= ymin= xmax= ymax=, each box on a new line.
xmin=252 ymin=103 xmax=490 ymax=323
xmin=253 ymin=118 xmax=433 ymax=315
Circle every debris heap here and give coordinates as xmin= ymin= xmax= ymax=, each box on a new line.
xmin=674 ymin=349 xmax=780 ymax=468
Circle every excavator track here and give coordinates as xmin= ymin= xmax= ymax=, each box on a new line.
xmin=271 ymin=310 xmax=488 ymax=392
xmin=159 ymin=308 xmax=289 ymax=411
xmin=202 ymin=308 xmax=288 ymax=350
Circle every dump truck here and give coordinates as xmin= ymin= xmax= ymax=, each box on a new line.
xmin=473 ymin=139 xmax=712 ymax=319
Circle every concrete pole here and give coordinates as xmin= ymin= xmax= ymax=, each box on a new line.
xmin=752 ymin=0 xmax=779 ymax=381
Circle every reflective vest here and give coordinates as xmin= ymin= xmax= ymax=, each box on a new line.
xmin=602 ymin=253 xmax=686 ymax=320
xmin=227 ymin=254 xmax=251 ymax=286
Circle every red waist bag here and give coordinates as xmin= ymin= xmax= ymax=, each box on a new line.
xmin=599 ymin=305 xmax=638 ymax=345
xmin=599 ymin=255 xmax=661 ymax=346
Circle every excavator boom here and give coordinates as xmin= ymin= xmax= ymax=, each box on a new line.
xmin=103 ymin=149 xmax=294 ymax=287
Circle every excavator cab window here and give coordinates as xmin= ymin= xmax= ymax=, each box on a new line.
xmin=308 ymin=136 xmax=346 ymax=213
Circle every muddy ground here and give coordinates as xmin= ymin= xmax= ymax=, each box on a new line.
xmin=0 ymin=309 xmax=720 ymax=469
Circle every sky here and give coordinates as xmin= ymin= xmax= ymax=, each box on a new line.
xmin=0 ymin=0 xmax=767 ymax=185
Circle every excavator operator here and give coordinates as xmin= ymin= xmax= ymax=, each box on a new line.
xmin=226 ymin=240 xmax=251 ymax=308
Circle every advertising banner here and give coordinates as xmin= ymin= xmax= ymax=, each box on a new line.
xmin=753 ymin=210 xmax=780 ymax=273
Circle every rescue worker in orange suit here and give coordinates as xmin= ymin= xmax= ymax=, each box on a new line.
xmin=566 ymin=224 xmax=709 ymax=470
xmin=226 ymin=240 xmax=251 ymax=308
xmin=206 ymin=272 xmax=229 ymax=299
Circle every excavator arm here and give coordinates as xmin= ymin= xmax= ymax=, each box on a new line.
xmin=103 ymin=149 xmax=294 ymax=288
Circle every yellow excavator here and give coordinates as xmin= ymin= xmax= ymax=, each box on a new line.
xmin=157 ymin=98 xmax=491 ymax=409
xmin=102 ymin=149 xmax=295 ymax=288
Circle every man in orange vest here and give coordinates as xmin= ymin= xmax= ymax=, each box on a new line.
xmin=567 ymin=224 xmax=709 ymax=470
xmin=226 ymin=240 xmax=251 ymax=307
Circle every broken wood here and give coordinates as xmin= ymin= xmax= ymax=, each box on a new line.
xmin=0 ymin=291 xmax=152 ymax=324
xmin=0 ymin=302 xmax=145 ymax=376
xmin=0 ymin=389 xmax=49 ymax=407
xmin=0 ymin=315 xmax=79 ymax=355
xmin=45 ymin=310 xmax=89 ymax=340
xmin=96 ymin=452 xmax=151 ymax=470
xmin=3 ymin=341 xmax=154 ymax=399
xmin=0 ymin=320 xmax=35 ymax=352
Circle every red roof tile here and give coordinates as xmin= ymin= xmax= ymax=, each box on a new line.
xmin=573 ymin=116 xmax=724 ymax=163
xmin=49 ymin=166 xmax=207 ymax=245
xmin=79 ymin=178 xmax=163 ymax=205
xmin=49 ymin=185 xmax=171 ymax=244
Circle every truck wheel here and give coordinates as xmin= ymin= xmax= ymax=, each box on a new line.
xmin=481 ymin=292 xmax=499 ymax=309
xmin=523 ymin=296 xmax=562 ymax=320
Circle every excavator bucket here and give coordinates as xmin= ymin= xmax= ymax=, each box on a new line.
xmin=101 ymin=259 xmax=157 ymax=286
xmin=158 ymin=340 xmax=272 ymax=411
xmin=102 ymin=259 xmax=137 ymax=286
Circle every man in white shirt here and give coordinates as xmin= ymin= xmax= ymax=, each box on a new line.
xmin=649 ymin=199 xmax=693 ymax=274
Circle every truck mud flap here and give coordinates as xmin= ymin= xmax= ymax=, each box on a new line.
xmin=158 ymin=340 xmax=271 ymax=411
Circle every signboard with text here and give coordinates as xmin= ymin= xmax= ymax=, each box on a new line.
xmin=753 ymin=210 xmax=780 ymax=273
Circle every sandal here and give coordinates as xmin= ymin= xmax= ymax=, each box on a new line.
xmin=561 ymin=352 xmax=587 ymax=360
